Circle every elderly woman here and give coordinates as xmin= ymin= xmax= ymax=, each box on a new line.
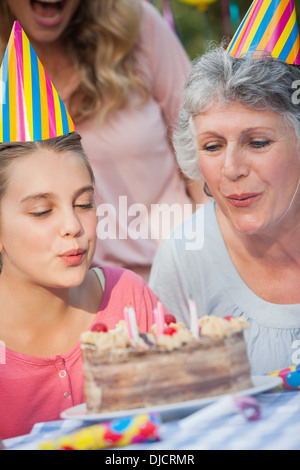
xmin=149 ymin=46 xmax=300 ymax=375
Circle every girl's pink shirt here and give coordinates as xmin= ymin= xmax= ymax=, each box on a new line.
xmin=0 ymin=266 xmax=162 ymax=440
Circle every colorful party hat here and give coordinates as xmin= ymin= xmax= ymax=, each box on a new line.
xmin=226 ymin=0 xmax=300 ymax=65
xmin=0 ymin=21 xmax=76 ymax=143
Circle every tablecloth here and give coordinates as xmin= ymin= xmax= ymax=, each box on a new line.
xmin=3 ymin=390 xmax=300 ymax=451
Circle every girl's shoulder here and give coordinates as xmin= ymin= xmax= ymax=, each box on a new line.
xmin=93 ymin=265 xmax=146 ymax=292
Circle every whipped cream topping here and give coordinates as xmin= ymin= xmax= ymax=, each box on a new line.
xmin=151 ymin=321 xmax=193 ymax=351
xmin=198 ymin=316 xmax=249 ymax=339
xmin=80 ymin=315 xmax=249 ymax=352
xmin=81 ymin=320 xmax=131 ymax=350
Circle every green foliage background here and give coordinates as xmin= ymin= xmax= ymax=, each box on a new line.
xmin=152 ymin=0 xmax=300 ymax=59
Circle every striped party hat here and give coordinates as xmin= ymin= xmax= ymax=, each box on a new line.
xmin=226 ymin=0 xmax=300 ymax=65
xmin=0 ymin=21 xmax=75 ymax=143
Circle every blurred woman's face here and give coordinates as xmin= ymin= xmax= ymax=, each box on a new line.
xmin=196 ymin=101 xmax=300 ymax=235
xmin=6 ymin=0 xmax=81 ymax=45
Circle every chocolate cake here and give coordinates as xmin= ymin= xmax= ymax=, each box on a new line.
xmin=80 ymin=314 xmax=253 ymax=413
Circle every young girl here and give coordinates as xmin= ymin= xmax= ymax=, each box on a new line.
xmin=0 ymin=0 xmax=207 ymax=281
xmin=0 ymin=132 xmax=163 ymax=440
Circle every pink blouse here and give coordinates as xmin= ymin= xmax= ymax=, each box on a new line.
xmin=0 ymin=266 xmax=162 ymax=439
xmin=60 ymin=2 xmax=192 ymax=280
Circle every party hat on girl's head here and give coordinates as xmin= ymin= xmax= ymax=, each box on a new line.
xmin=0 ymin=21 xmax=75 ymax=143
xmin=226 ymin=0 xmax=300 ymax=65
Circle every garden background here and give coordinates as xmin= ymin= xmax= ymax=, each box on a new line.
xmin=151 ymin=0 xmax=300 ymax=59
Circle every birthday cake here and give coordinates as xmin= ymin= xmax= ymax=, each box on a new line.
xmin=80 ymin=311 xmax=253 ymax=413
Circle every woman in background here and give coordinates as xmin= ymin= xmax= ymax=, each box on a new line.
xmin=0 ymin=0 xmax=206 ymax=281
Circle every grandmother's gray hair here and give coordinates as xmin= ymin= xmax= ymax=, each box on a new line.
xmin=173 ymin=45 xmax=300 ymax=181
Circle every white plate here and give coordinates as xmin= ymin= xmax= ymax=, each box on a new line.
xmin=61 ymin=375 xmax=282 ymax=422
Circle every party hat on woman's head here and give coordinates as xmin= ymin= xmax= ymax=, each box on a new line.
xmin=0 ymin=21 xmax=76 ymax=143
xmin=226 ymin=0 xmax=300 ymax=65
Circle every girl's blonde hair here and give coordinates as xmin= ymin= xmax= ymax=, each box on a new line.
xmin=0 ymin=0 xmax=149 ymax=123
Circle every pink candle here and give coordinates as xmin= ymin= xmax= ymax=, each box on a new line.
xmin=124 ymin=307 xmax=132 ymax=339
xmin=124 ymin=306 xmax=139 ymax=341
xmin=154 ymin=301 xmax=165 ymax=337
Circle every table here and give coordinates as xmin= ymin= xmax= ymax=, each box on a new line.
xmin=3 ymin=390 xmax=300 ymax=450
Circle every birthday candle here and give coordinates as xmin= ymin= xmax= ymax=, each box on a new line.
xmin=124 ymin=306 xmax=139 ymax=342
xmin=124 ymin=307 xmax=132 ymax=339
xmin=129 ymin=306 xmax=140 ymax=341
xmin=188 ymin=298 xmax=199 ymax=338
xmin=154 ymin=302 xmax=165 ymax=337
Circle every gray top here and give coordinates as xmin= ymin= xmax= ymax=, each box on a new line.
xmin=149 ymin=202 xmax=300 ymax=375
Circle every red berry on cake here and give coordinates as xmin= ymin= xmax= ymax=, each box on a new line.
xmin=163 ymin=326 xmax=177 ymax=336
xmin=224 ymin=316 xmax=234 ymax=321
xmin=164 ymin=313 xmax=176 ymax=325
xmin=91 ymin=322 xmax=108 ymax=332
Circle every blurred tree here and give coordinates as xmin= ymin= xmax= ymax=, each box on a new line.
xmin=151 ymin=0 xmax=300 ymax=59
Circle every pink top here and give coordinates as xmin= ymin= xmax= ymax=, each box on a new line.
xmin=0 ymin=266 xmax=164 ymax=440
xmin=60 ymin=3 xmax=192 ymax=280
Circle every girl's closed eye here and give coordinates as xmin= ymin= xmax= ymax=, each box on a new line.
xmin=30 ymin=208 xmax=52 ymax=218
xmin=75 ymin=203 xmax=94 ymax=211
xmin=74 ymin=198 xmax=95 ymax=210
